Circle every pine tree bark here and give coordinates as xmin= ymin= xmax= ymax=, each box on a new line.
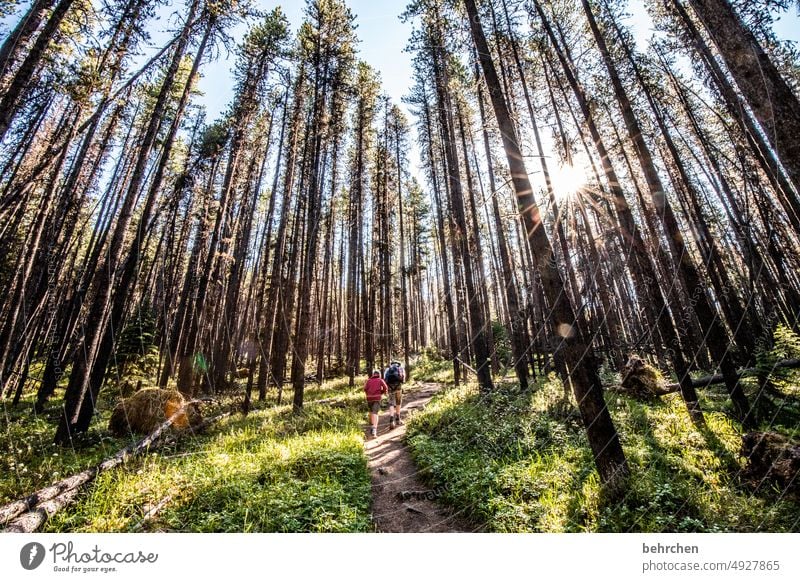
xmin=0 ymin=0 xmax=76 ymax=142
xmin=582 ymin=0 xmax=753 ymax=426
xmin=422 ymin=95 xmax=461 ymax=386
xmin=464 ymin=0 xmax=628 ymax=487
xmin=55 ymin=0 xmax=201 ymax=443
xmin=0 ymin=0 xmax=55 ymax=82
xmin=430 ymin=12 xmax=494 ymax=392
xmin=394 ymin=112 xmax=412 ymax=376
xmin=475 ymin=70 xmax=529 ymax=389
xmin=685 ymin=0 xmax=800 ymax=199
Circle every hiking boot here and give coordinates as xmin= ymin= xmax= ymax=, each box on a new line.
xmin=395 ymin=414 xmax=403 ymax=426
xmin=371 ymin=427 xmax=377 ymax=438
xmin=389 ymin=418 xmax=395 ymax=429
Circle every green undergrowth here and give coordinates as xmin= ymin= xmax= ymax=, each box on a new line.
xmin=1 ymin=387 xmax=128 ymax=506
xmin=412 ymin=350 xmax=520 ymax=385
xmin=3 ymin=377 xmax=372 ymax=532
xmin=406 ymin=374 xmax=800 ymax=532
xmin=413 ymin=350 xmax=456 ymax=384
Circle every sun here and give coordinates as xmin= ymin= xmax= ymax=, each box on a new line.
xmin=550 ymin=163 xmax=588 ymax=199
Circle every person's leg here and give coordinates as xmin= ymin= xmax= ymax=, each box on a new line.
xmin=395 ymin=389 xmax=403 ymax=423
xmin=390 ymin=390 xmax=400 ymax=428
xmin=368 ymin=402 xmax=379 ymax=436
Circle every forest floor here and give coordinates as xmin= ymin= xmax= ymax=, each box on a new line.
xmin=2 ymin=377 xmax=374 ymax=532
xmin=4 ymin=356 xmax=799 ymax=533
xmin=404 ymin=365 xmax=800 ymax=532
xmin=365 ymin=382 xmax=480 ymax=532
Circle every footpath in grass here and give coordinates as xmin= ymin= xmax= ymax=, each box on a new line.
xmin=2 ymin=377 xmax=372 ymax=532
xmin=366 ymin=382 xmax=478 ymax=532
xmin=406 ymin=367 xmax=800 ymax=533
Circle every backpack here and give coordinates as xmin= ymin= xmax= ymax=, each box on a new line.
xmin=385 ymin=365 xmax=401 ymax=384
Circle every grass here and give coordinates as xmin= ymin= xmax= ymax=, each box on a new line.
xmin=413 ymin=350 xmax=471 ymax=384
xmin=6 ymin=350 xmax=799 ymax=533
xmin=2 ymin=376 xmax=373 ymax=532
xmin=405 ymin=368 xmax=800 ymax=532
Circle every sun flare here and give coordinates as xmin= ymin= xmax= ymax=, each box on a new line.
xmin=551 ymin=163 xmax=588 ymax=199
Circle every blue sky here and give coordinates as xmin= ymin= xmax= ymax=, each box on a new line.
xmin=194 ymin=1 xmax=416 ymax=121
xmin=188 ymin=0 xmax=800 ymax=189
xmin=2 ymin=0 xmax=798 ymax=119
xmin=192 ymin=1 xmax=800 ymax=121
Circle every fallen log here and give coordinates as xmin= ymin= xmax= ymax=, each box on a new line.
xmin=151 ymin=409 xmax=234 ymax=452
xmin=454 ymin=357 xmax=478 ymax=376
xmin=1 ymin=399 xmax=205 ymax=532
xmin=129 ymin=494 xmax=174 ymax=532
xmin=0 ymin=465 xmax=98 ymax=529
xmin=659 ymin=358 xmax=800 ymax=394
xmin=3 ymin=487 xmax=84 ymax=533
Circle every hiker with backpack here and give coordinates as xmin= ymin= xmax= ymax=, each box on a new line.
xmin=364 ymin=369 xmax=388 ymax=439
xmin=383 ymin=360 xmax=406 ymax=429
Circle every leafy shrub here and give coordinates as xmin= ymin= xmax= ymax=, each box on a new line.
xmin=413 ymin=350 xmax=454 ymax=383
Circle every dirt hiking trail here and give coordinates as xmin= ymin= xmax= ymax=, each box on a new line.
xmin=364 ymin=382 xmax=481 ymax=533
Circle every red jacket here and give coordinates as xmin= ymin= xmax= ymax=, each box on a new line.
xmin=364 ymin=376 xmax=388 ymax=402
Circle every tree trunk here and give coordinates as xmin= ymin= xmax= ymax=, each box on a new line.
xmin=0 ymin=0 xmax=76 ymax=142
xmin=686 ymin=0 xmax=800 ymax=201
xmin=430 ymin=16 xmax=494 ymax=392
xmin=0 ymin=0 xmax=55 ymax=82
xmin=582 ymin=0 xmax=752 ymax=427
xmin=464 ymin=0 xmax=628 ymax=488
xmin=55 ymin=0 xmax=201 ymax=443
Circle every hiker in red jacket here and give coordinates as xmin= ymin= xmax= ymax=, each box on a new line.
xmin=364 ymin=369 xmax=388 ymax=439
